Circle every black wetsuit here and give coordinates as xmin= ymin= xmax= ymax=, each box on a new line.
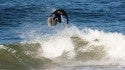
xmin=50 ymin=9 xmax=69 ymax=24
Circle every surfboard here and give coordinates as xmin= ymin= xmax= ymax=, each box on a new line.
xmin=47 ymin=17 xmax=57 ymax=27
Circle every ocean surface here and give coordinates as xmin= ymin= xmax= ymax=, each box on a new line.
xmin=0 ymin=0 xmax=125 ymax=70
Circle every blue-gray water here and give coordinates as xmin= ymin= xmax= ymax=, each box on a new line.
xmin=0 ymin=0 xmax=125 ymax=70
xmin=0 ymin=0 xmax=125 ymax=44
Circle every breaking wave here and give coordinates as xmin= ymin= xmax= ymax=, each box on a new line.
xmin=0 ymin=26 xmax=125 ymax=69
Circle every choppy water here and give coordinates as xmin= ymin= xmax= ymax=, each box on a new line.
xmin=0 ymin=0 xmax=125 ymax=70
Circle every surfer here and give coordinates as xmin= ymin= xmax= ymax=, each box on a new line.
xmin=48 ymin=9 xmax=69 ymax=28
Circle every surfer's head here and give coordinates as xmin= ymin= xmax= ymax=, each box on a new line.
xmin=57 ymin=11 xmax=63 ymax=15
xmin=57 ymin=9 xmax=65 ymax=15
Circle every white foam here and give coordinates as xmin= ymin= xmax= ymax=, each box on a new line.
xmin=42 ymin=27 xmax=125 ymax=64
xmin=40 ymin=36 xmax=74 ymax=59
xmin=22 ymin=25 xmax=125 ymax=65
xmin=82 ymin=29 xmax=125 ymax=60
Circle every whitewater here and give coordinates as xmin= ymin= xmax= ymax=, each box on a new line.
xmin=1 ymin=26 xmax=125 ymax=69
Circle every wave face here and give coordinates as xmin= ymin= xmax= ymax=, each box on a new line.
xmin=0 ymin=26 xmax=125 ymax=69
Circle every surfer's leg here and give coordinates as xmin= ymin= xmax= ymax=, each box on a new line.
xmin=51 ymin=18 xmax=57 ymax=28
xmin=57 ymin=16 xmax=61 ymax=23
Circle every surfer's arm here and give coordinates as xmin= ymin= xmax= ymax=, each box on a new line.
xmin=63 ymin=13 xmax=69 ymax=28
xmin=66 ymin=15 xmax=69 ymax=24
xmin=49 ymin=12 xmax=54 ymax=17
xmin=64 ymin=13 xmax=69 ymax=24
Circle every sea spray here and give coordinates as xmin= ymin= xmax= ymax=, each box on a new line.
xmin=38 ymin=26 xmax=125 ymax=65
xmin=40 ymin=36 xmax=74 ymax=59
xmin=81 ymin=29 xmax=125 ymax=60
xmin=1 ymin=26 xmax=125 ymax=69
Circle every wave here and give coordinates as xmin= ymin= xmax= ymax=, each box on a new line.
xmin=0 ymin=26 xmax=125 ymax=69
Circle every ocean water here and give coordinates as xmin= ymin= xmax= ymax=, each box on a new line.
xmin=0 ymin=0 xmax=125 ymax=70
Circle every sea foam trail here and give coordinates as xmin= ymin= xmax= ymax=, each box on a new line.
xmin=21 ymin=26 xmax=125 ymax=65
